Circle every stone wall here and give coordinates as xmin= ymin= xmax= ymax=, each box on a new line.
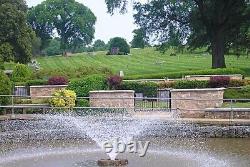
xmin=30 ymin=85 xmax=67 ymax=98
xmin=205 ymin=108 xmax=250 ymax=119
xmin=170 ymin=88 xmax=225 ymax=118
xmin=89 ymin=90 xmax=135 ymax=110
xmin=185 ymin=74 xmax=243 ymax=81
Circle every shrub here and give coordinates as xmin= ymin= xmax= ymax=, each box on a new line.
xmin=228 ymin=79 xmax=246 ymax=87
xmin=158 ymin=81 xmax=176 ymax=89
xmin=50 ymin=89 xmax=76 ymax=108
xmin=209 ymin=76 xmax=230 ymax=88
xmin=107 ymin=75 xmax=123 ymax=90
xmin=0 ymin=57 xmax=4 ymax=70
xmin=107 ymin=37 xmax=130 ymax=55
xmin=26 ymin=79 xmax=48 ymax=86
xmin=124 ymin=68 xmax=245 ymax=80
xmin=34 ymin=66 xmax=113 ymax=80
xmin=119 ymin=81 xmax=158 ymax=97
xmin=0 ymin=71 xmax=12 ymax=107
xmin=68 ymin=74 xmax=108 ymax=97
xmin=174 ymin=80 xmax=209 ymax=89
xmin=48 ymin=76 xmax=68 ymax=85
xmin=224 ymin=86 xmax=250 ymax=99
xmin=12 ymin=64 xmax=32 ymax=82
xmin=76 ymin=99 xmax=90 ymax=107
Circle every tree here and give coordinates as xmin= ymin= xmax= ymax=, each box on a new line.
xmin=0 ymin=43 xmax=14 ymax=62
xmin=43 ymin=38 xmax=62 ymax=56
xmin=28 ymin=0 xmax=96 ymax=56
xmin=93 ymin=40 xmax=106 ymax=51
xmin=105 ymin=0 xmax=250 ymax=68
xmin=108 ymin=37 xmax=130 ymax=55
xmin=131 ymin=28 xmax=148 ymax=48
xmin=0 ymin=0 xmax=33 ymax=63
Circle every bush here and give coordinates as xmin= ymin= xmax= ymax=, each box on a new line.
xmin=12 ymin=64 xmax=32 ymax=82
xmin=125 ymin=68 xmax=245 ymax=80
xmin=209 ymin=76 xmax=230 ymax=88
xmin=76 ymin=99 xmax=90 ymax=107
xmin=0 ymin=71 xmax=12 ymax=107
xmin=34 ymin=66 xmax=113 ymax=80
xmin=158 ymin=81 xmax=176 ymax=89
xmin=0 ymin=58 xmax=4 ymax=70
xmin=50 ymin=89 xmax=76 ymax=108
xmin=48 ymin=76 xmax=68 ymax=85
xmin=119 ymin=81 xmax=158 ymax=97
xmin=174 ymin=80 xmax=209 ymax=89
xmin=224 ymin=86 xmax=250 ymax=99
xmin=107 ymin=37 xmax=130 ymax=55
xmin=107 ymin=75 xmax=123 ymax=90
xmin=68 ymin=74 xmax=108 ymax=97
xmin=228 ymin=79 xmax=246 ymax=87
xmin=26 ymin=79 xmax=48 ymax=86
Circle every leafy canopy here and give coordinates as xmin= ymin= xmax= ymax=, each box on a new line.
xmin=108 ymin=37 xmax=130 ymax=54
xmin=105 ymin=0 xmax=250 ymax=68
xmin=131 ymin=28 xmax=148 ymax=48
xmin=28 ymin=0 xmax=96 ymax=54
xmin=0 ymin=0 xmax=34 ymax=63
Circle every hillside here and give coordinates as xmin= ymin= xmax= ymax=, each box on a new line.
xmin=36 ymin=48 xmax=250 ymax=78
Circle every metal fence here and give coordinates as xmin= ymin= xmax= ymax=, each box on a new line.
xmin=0 ymin=95 xmax=249 ymax=118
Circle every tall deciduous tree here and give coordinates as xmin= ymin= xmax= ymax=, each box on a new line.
xmin=131 ymin=28 xmax=148 ymax=48
xmin=93 ymin=40 xmax=106 ymax=51
xmin=0 ymin=0 xmax=33 ymax=63
xmin=105 ymin=0 xmax=250 ymax=68
xmin=28 ymin=0 xmax=96 ymax=56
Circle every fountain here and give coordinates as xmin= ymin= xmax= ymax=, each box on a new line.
xmin=0 ymin=108 xmax=250 ymax=167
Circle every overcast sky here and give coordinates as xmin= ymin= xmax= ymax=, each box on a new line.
xmin=26 ymin=0 xmax=145 ymax=43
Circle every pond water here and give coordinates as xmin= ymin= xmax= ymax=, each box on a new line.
xmin=0 ymin=113 xmax=249 ymax=167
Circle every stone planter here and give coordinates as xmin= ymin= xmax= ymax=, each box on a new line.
xmin=30 ymin=85 xmax=68 ymax=99
xmin=170 ymin=88 xmax=225 ymax=118
xmin=89 ymin=90 xmax=135 ymax=111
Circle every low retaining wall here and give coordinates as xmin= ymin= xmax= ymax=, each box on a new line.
xmin=185 ymin=74 xmax=243 ymax=81
xmin=30 ymin=85 xmax=68 ymax=98
xmin=170 ymin=88 xmax=225 ymax=118
xmin=205 ymin=108 xmax=250 ymax=119
xmin=89 ymin=90 xmax=135 ymax=110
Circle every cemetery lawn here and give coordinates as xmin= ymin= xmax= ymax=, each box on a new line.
xmin=32 ymin=48 xmax=250 ymax=78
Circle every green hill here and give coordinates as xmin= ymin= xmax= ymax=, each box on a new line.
xmin=36 ymin=48 xmax=250 ymax=79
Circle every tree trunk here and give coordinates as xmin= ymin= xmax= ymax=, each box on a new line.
xmin=211 ymin=30 xmax=226 ymax=68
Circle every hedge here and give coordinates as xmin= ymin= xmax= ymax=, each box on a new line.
xmin=119 ymin=81 xmax=158 ymax=97
xmin=174 ymin=80 xmax=209 ymax=89
xmin=224 ymin=86 xmax=250 ymax=99
xmin=68 ymin=74 xmax=108 ymax=97
xmin=124 ymin=68 xmax=245 ymax=80
xmin=0 ymin=71 xmax=12 ymax=110
xmin=26 ymin=79 xmax=48 ymax=86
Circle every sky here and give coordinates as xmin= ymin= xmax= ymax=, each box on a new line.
xmin=26 ymin=0 xmax=146 ymax=43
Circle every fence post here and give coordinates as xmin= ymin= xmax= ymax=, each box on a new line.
xmin=230 ymin=99 xmax=233 ymax=122
xmin=11 ymin=95 xmax=15 ymax=118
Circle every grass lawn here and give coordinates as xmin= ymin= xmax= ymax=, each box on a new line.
xmin=36 ymin=48 xmax=250 ymax=77
xmin=5 ymin=48 xmax=249 ymax=78
xmin=222 ymin=102 xmax=250 ymax=108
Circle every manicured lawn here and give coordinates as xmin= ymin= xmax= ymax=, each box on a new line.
xmin=36 ymin=48 xmax=250 ymax=77
xmin=222 ymin=102 xmax=250 ymax=108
